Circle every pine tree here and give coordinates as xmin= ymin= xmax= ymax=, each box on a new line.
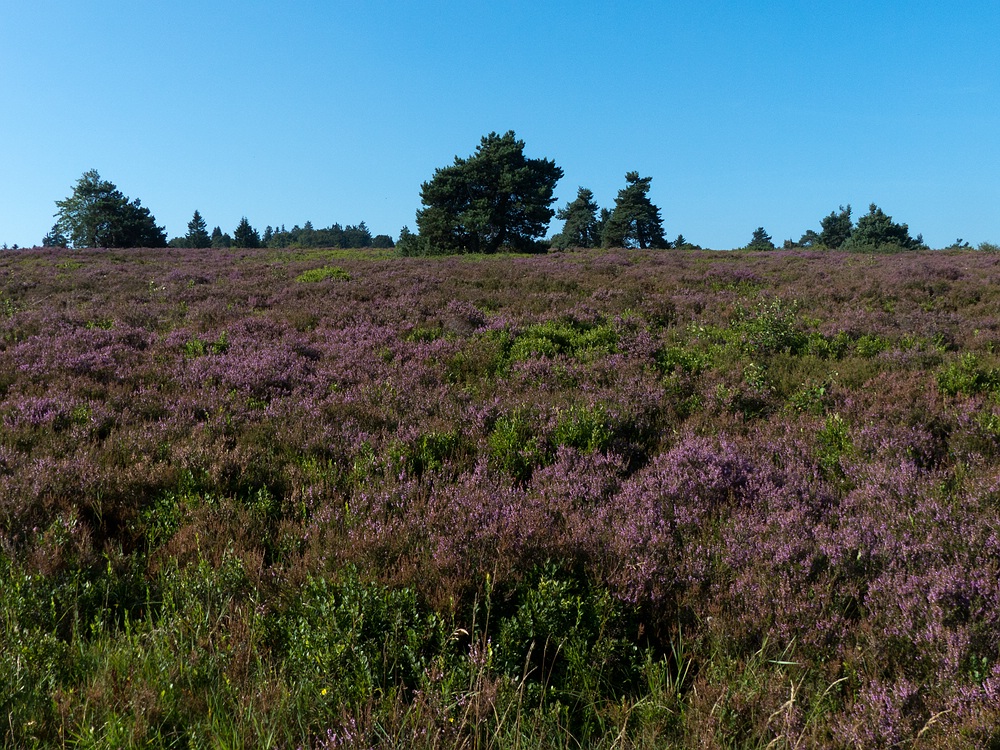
xmin=416 ymin=131 xmax=563 ymax=253
xmin=552 ymin=187 xmax=600 ymax=249
xmin=845 ymin=204 xmax=923 ymax=251
xmin=53 ymin=170 xmax=167 ymax=248
xmin=819 ymin=205 xmax=853 ymax=249
xmin=232 ymin=217 xmax=260 ymax=248
xmin=746 ymin=227 xmax=775 ymax=250
xmin=601 ymin=172 xmax=668 ymax=249
xmin=211 ymin=226 xmax=232 ymax=248
xmin=185 ymin=210 xmax=211 ymax=248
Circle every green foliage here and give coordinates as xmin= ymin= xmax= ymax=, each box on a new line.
xmin=745 ymin=226 xmax=775 ymax=250
xmin=182 ymin=331 xmax=229 ymax=358
xmin=445 ymin=329 xmax=514 ymax=383
xmin=788 ymin=378 xmax=832 ymax=415
xmin=278 ymin=570 xmax=445 ymax=710
xmin=268 ymin=221 xmax=376 ymax=249
xmin=42 ymin=223 xmax=68 ymax=247
xmin=0 ymin=291 xmax=17 ymax=318
xmin=854 ymin=333 xmax=891 ymax=359
xmin=294 ymin=265 xmax=350 ymax=283
xmin=656 ymin=344 xmax=711 ymax=376
xmin=937 ymin=353 xmax=1000 ymax=397
xmin=233 ymin=216 xmax=261 ymax=248
xmin=508 ymin=319 xmax=618 ymax=362
xmin=210 ymin=225 xmax=233 ymax=248
xmin=488 ymin=411 xmax=546 ymax=482
xmin=732 ymin=297 xmax=807 ymax=355
xmin=53 ymin=169 xmax=167 ymax=248
xmin=184 ymin=209 xmax=211 ymax=248
xmin=403 ymin=324 xmax=446 ymax=342
xmin=551 ymin=187 xmax=601 ymax=249
xmin=601 ymin=172 xmax=668 ymax=249
xmin=494 ymin=566 xmax=640 ymax=731
xmin=845 ymin=203 xmax=924 ymax=252
xmin=816 ymin=413 xmax=853 ymax=479
xmin=391 ymin=430 xmax=463 ymax=475
xmin=819 ymin=204 xmax=853 ymax=249
xmin=416 ymin=131 xmax=563 ymax=254
xmin=554 ymin=404 xmax=612 ymax=453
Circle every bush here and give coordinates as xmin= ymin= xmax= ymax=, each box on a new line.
xmin=295 ymin=266 xmax=350 ymax=283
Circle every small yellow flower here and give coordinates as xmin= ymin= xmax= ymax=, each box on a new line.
xmin=321 ymin=688 xmax=328 ymax=696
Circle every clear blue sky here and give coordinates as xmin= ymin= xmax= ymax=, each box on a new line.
xmin=2 ymin=1 xmax=997 ymax=249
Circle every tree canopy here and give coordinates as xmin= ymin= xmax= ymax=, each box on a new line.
xmin=415 ymin=131 xmax=563 ymax=254
xmin=601 ymin=172 xmax=668 ymax=249
xmin=552 ymin=187 xmax=601 ymax=249
xmin=845 ymin=204 xmax=925 ymax=251
xmin=52 ymin=170 xmax=167 ymax=248
xmin=746 ymin=227 xmax=775 ymax=250
xmin=819 ymin=205 xmax=853 ymax=249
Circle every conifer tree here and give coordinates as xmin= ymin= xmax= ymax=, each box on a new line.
xmin=53 ymin=170 xmax=166 ymax=248
xmin=232 ymin=217 xmax=260 ymax=248
xmin=845 ymin=204 xmax=924 ymax=251
xmin=552 ymin=187 xmax=601 ymax=249
xmin=746 ymin=227 xmax=775 ymax=250
xmin=211 ymin=226 xmax=232 ymax=248
xmin=185 ymin=210 xmax=211 ymax=248
xmin=819 ymin=205 xmax=853 ymax=249
xmin=601 ymin=172 xmax=668 ymax=249
xmin=416 ymin=131 xmax=563 ymax=253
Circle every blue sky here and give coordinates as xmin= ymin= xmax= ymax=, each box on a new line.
xmin=2 ymin=1 xmax=997 ymax=249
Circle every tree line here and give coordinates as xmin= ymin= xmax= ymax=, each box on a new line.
xmin=40 ymin=170 xmax=393 ymax=251
xmin=32 ymin=138 xmax=991 ymax=253
xmin=400 ymin=131 xmax=940 ymax=255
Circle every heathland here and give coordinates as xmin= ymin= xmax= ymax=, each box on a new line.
xmin=2 ymin=245 xmax=999 ymax=748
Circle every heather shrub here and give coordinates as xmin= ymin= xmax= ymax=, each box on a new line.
xmin=3 ymin=245 xmax=1000 ymax=746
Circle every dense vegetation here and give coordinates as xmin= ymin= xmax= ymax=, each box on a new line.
xmin=2 ymin=245 xmax=1000 ymax=748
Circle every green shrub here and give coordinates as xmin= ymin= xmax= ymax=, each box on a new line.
xmin=295 ymin=265 xmax=350 ymax=283
xmin=554 ymin=404 xmax=612 ymax=453
xmin=816 ymin=413 xmax=853 ymax=479
xmin=183 ymin=330 xmax=229 ymax=358
xmin=937 ymin=353 xmax=1000 ymax=397
xmin=494 ymin=566 xmax=640 ymax=738
xmin=656 ymin=344 xmax=710 ymax=376
xmin=854 ymin=333 xmax=891 ymax=359
xmin=732 ymin=297 xmax=807 ymax=356
xmin=508 ymin=320 xmax=617 ymax=362
xmin=277 ymin=570 xmax=445 ymax=711
xmin=390 ymin=430 xmax=464 ymax=476
xmin=488 ymin=411 xmax=546 ymax=482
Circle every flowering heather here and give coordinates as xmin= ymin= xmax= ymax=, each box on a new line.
xmin=2 ymin=245 xmax=1000 ymax=747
